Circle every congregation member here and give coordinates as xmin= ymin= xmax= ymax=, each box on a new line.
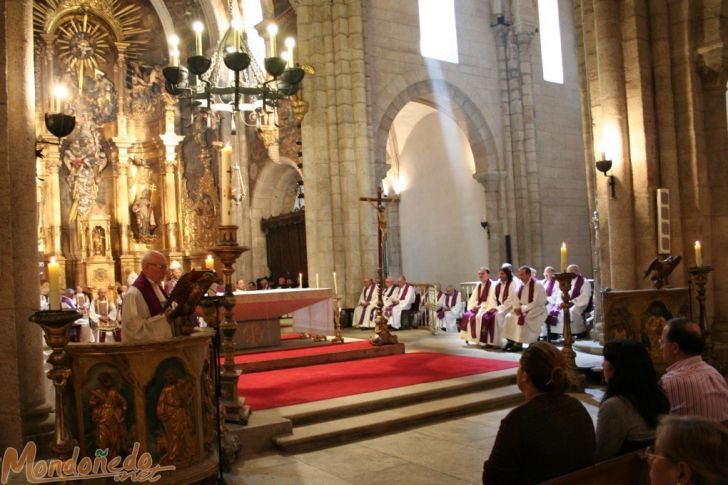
xmin=659 ymin=318 xmax=728 ymax=423
xmin=385 ymin=275 xmax=415 ymax=330
xmin=490 ymin=264 xmax=518 ymax=348
xmin=122 ymin=250 xmax=174 ymax=343
xmin=567 ymin=264 xmax=591 ymax=337
xmin=540 ymin=266 xmax=562 ymax=340
xmin=89 ymin=287 xmax=120 ymax=343
xmin=353 ymin=277 xmax=378 ymax=329
xmin=234 ymin=279 xmax=246 ymax=294
xmin=459 ymin=267 xmax=496 ymax=345
xmin=436 ymin=285 xmax=463 ymax=332
xmin=164 ymin=260 xmax=182 ymax=294
xmin=272 ymin=275 xmax=289 ymax=289
xmin=483 ymin=342 xmax=595 ymax=484
xmin=595 ymin=340 xmax=669 ymax=462
xmin=503 ymin=266 xmax=547 ymax=352
xmin=257 ymin=277 xmax=271 ymax=290
xmin=247 ymin=281 xmax=257 ymax=291
xmin=381 ymin=276 xmax=398 ymax=307
xmin=647 ymin=415 xmax=728 ymax=485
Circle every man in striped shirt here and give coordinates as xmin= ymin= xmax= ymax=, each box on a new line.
xmin=659 ymin=317 xmax=728 ymax=424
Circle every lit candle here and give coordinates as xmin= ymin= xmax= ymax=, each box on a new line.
xmin=285 ymin=37 xmax=295 ymax=66
xmin=231 ymin=18 xmax=242 ymax=51
xmin=299 ymin=273 xmax=303 ymax=288
xmin=52 ymin=84 xmax=67 ymax=113
xmin=560 ymin=242 xmax=567 ymax=273
xmin=694 ymin=241 xmax=703 ymax=267
xmin=193 ymin=21 xmax=204 ymax=56
xmin=48 ymin=257 xmax=60 ymax=310
xmin=315 ymin=273 xmax=320 ymax=288
xmin=267 ymin=23 xmax=278 ymax=57
xmin=220 ymin=145 xmax=232 ymax=225
xmin=333 ymin=271 xmax=338 ymax=296
xmin=168 ymin=35 xmax=180 ymax=66
xmin=205 ymin=254 xmax=214 ymax=270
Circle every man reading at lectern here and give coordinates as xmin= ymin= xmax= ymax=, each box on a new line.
xmin=122 ymin=250 xmax=174 ymax=343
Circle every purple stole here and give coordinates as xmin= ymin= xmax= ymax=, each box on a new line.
xmin=516 ymin=280 xmax=535 ymax=326
xmin=61 ymin=296 xmax=76 ymax=309
xmin=570 ymin=275 xmax=585 ymax=299
xmin=495 ymin=280 xmax=512 ymax=305
xmin=545 ymin=278 xmax=556 ymax=297
xmin=132 ymin=274 xmax=167 ymax=317
xmin=436 ymin=291 xmax=450 ymax=320
xmin=357 ymin=284 xmax=376 ymax=325
xmin=383 ymin=285 xmax=398 ymax=316
xmin=460 ymin=282 xmax=491 ymax=339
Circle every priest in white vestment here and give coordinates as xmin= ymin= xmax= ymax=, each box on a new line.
xmin=89 ymin=287 xmax=118 ymax=343
xmin=567 ymin=264 xmax=592 ymax=336
xmin=385 ymin=275 xmax=415 ymax=330
xmin=540 ymin=266 xmax=563 ymax=338
xmin=503 ymin=266 xmax=547 ymax=351
xmin=437 ymin=285 xmax=464 ymax=332
xmin=381 ymin=276 xmax=399 ymax=308
xmin=62 ymin=288 xmax=93 ymax=343
xmin=459 ymin=268 xmax=496 ymax=344
xmin=353 ymin=277 xmax=378 ymax=329
xmin=490 ymin=265 xmax=519 ymax=348
xmin=122 ymin=250 xmax=174 ymax=343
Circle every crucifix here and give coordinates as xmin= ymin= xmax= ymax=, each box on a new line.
xmin=360 ymin=186 xmax=400 ymax=345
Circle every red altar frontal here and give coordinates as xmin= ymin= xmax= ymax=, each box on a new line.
xmin=231 ymin=288 xmax=334 ymax=349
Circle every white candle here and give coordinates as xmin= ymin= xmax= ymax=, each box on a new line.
xmin=220 ymin=145 xmax=232 ymax=225
xmin=48 ymin=257 xmax=60 ymax=310
xmin=560 ymin=242 xmax=567 ymax=273
xmin=231 ymin=18 xmax=242 ymax=51
xmin=52 ymin=85 xmax=67 ymax=113
xmin=285 ymin=37 xmax=295 ymax=66
xmin=267 ymin=23 xmax=278 ymax=57
xmin=299 ymin=273 xmax=303 ymax=288
xmin=694 ymin=241 xmax=703 ymax=267
xmin=205 ymin=254 xmax=214 ymax=270
xmin=315 ymin=273 xmax=320 ymax=288
xmin=193 ymin=21 xmax=204 ymax=56
xmin=333 ymin=271 xmax=338 ymax=296
xmin=168 ymin=35 xmax=180 ymax=66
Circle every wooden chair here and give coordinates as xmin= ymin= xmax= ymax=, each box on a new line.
xmin=541 ymin=450 xmax=649 ymax=485
xmin=400 ymin=292 xmax=421 ymax=329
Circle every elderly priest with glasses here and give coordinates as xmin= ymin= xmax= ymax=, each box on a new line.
xmin=121 ymin=250 xmax=174 ymax=343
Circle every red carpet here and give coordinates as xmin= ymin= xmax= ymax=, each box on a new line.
xmin=238 ymin=352 xmax=519 ymax=410
xmin=233 ymin=340 xmax=373 ymax=364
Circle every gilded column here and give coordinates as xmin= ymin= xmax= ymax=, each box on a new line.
xmin=160 ymin=99 xmax=183 ymax=254
xmin=112 ymin=138 xmax=133 ymax=255
xmin=114 ymin=42 xmax=129 ymax=133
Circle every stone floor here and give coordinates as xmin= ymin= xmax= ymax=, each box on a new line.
xmin=227 ymin=328 xmax=605 ymax=484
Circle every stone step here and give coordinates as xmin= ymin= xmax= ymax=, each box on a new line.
xmin=273 ymin=384 xmax=522 ymax=453
xmin=275 ymin=368 xmax=517 ymax=426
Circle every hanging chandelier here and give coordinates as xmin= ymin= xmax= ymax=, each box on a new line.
xmin=161 ymin=15 xmax=308 ymax=142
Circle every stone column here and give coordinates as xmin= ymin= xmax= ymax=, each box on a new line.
xmin=0 ymin=0 xmax=52 ymax=449
xmin=474 ymin=170 xmax=506 ymax=266
xmin=112 ymin=136 xmax=134 ymax=277
xmin=160 ymin=100 xmax=184 ymax=255
xmin=594 ymin=0 xmax=636 ymax=289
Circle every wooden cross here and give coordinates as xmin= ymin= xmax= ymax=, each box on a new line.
xmin=360 ymin=186 xmax=399 ymax=345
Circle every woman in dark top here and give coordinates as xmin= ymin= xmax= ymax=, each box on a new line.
xmin=595 ymin=339 xmax=670 ymax=461
xmin=483 ymin=342 xmax=595 ymax=484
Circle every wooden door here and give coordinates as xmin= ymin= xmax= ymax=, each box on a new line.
xmin=261 ymin=210 xmax=307 ymax=285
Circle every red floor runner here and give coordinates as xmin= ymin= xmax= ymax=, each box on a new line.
xmin=233 ymin=340 xmax=373 ymax=364
xmin=238 ymin=352 xmax=519 ymax=410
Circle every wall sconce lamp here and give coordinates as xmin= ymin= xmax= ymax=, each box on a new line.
xmin=596 ymin=157 xmax=616 ymax=198
xmin=36 ymin=85 xmax=76 ymax=157
xmin=480 ymin=221 xmax=491 ymax=240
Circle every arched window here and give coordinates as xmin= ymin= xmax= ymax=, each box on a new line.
xmin=538 ymin=0 xmax=564 ymax=84
xmin=418 ymin=0 xmax=459 ymax=64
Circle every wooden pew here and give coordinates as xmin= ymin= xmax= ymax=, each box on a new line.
xmin=541 ymin=450 xmax=650 ymax=485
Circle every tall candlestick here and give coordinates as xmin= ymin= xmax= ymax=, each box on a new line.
xmin=267 ymin=23 xmax=278 ymax=57
xmin=205 ymin=254 xmax=214 ymax=270
xmin=560 ymin=242 xmax=567 ymax=273
xmin=193 ymin=21 xmax=204 ymax=56
xmin=333 ymin=271 xmax=338 ymax=296
xmin=694 ymin=241 xmax=703 ymax=267
xmin=315 ymin=273 xmax=320 ymax=288
xmin=298 ymin=273 xmax=303 ymax=288
xmin=220 ymin=145 xmax=232 ymax=225
xmin=48 ymin=257 xmax=60 ymax=310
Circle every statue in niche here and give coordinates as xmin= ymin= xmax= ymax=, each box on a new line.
xmin=129 ymin=155 xmax=158 ymax=241
xmin=62 ymin=124 xmax=108 ymax=223
xmin=88 ymin=372 xmax=128 ymax=458
xmin=92 ymin=226 xmax=105 ymax=256
xmin=156 ymin=369 xmax=195 ymax=467
xmin=127 ymin=61 xmax=165 ymax=114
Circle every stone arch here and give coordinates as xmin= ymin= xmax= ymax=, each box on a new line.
xmin=249 ymin=160 xmax=302 ymax=277
xmin=374 ymin=79 xmax=499 ymax=183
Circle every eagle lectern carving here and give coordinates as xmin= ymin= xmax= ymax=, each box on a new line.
xmin=643 ymin=255 xmax=682 ymax=289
